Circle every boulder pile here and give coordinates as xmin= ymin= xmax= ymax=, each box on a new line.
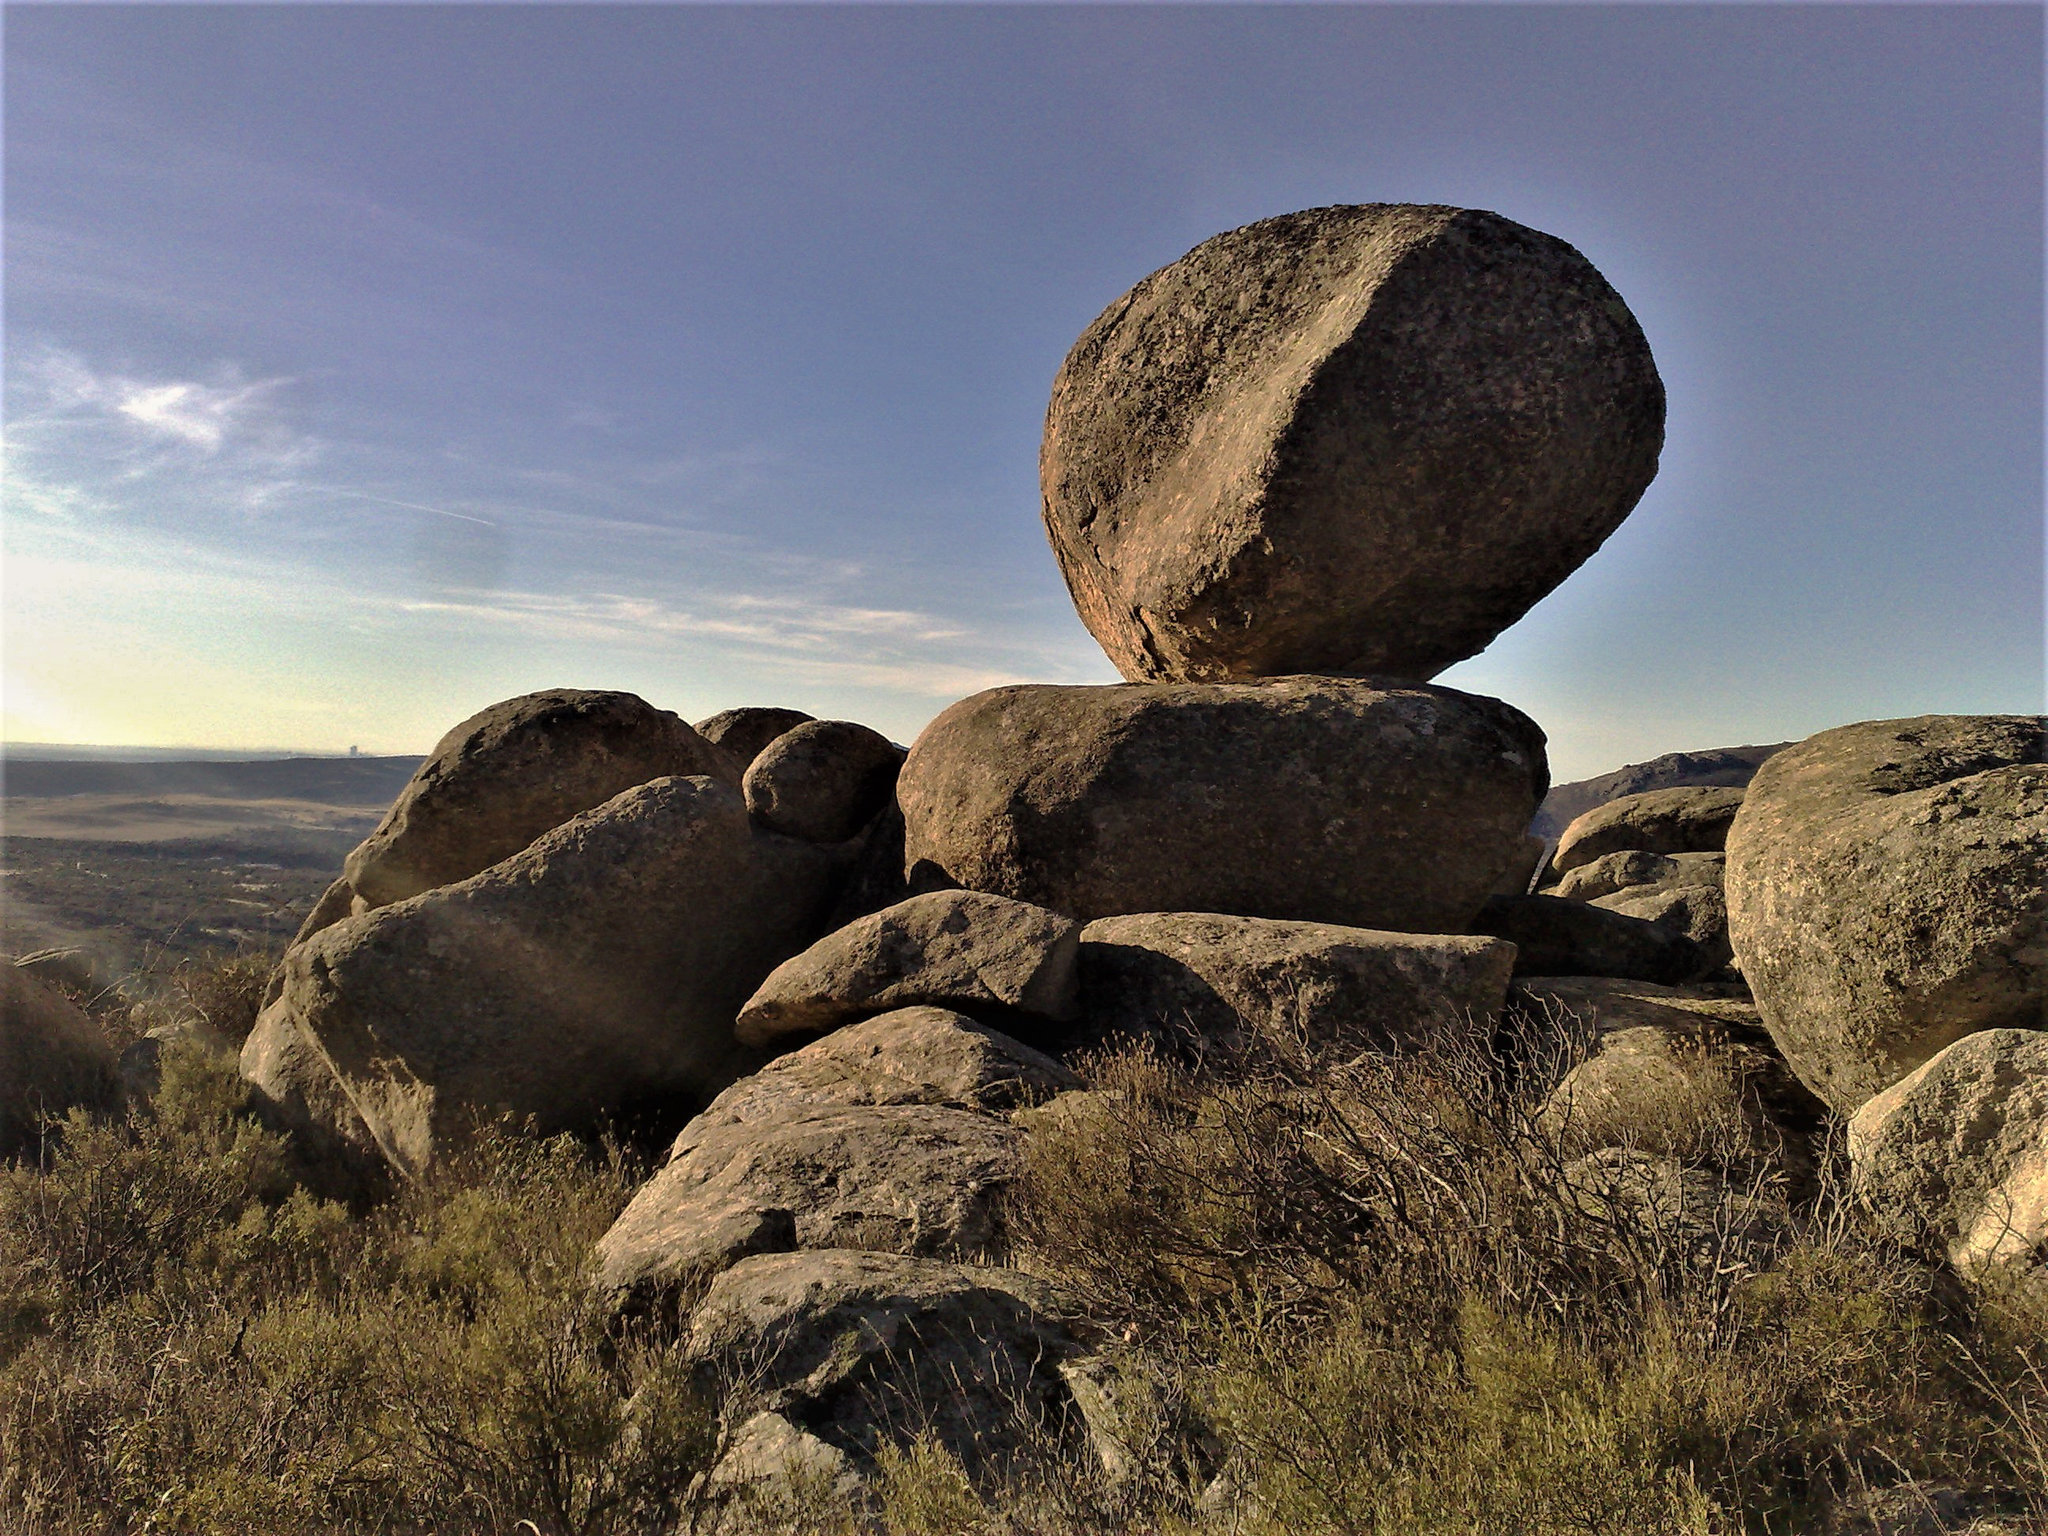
xmin=199 ymin=204 xmax=2046 ymax=1496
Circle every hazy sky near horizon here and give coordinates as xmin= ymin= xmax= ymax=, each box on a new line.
xmin=4 ymin=3 xmax=2041 ymax=782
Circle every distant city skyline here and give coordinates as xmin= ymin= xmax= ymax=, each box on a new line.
xmin=5 ymin=3 xmax=2041 ymax=782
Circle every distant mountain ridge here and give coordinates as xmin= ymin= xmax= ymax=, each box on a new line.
xmin=3 ymin=756 xmax=425 ymax=804
xmin=1533 ymin=743 xmax=1791 ymax=840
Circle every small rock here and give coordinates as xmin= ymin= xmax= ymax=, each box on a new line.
xmin=1473 ymin=895 xmax=1709 ymax=984
xmin=597 ymin=1103 xmax=1019 ymax=1311
xmin=1552 ymin=850 xmax=1724 ymax=903
xmin=743 ymin=719 xmax=904 ymax=845
xmin=735 ymin=891 xmax=1080 ymax=1048
xmin=694 ymin=706 xmax=817 ymax=771
xmin=685 ymin=1250 xmax=1081 ymax=1480
xmin=899 ymin=676 xmax=1547 ymax=932
xmin=344 ymin=689 xmax=737 ymax=908
xmin=1 ymin=965 xmax=119 ymax=1157
xmin=1077 ymin=912 xmax=1515 ymax=1055
xmin=1551 ymin=786 xmax=1747 ymax=876
xmin=716 ymin=1007 xmax=1081 ymax=1120
xmin=1849 ymin=1028 xmax=2048 ymax=1276
xmin=1726 ymin=714 xmax=2047 ymax=1115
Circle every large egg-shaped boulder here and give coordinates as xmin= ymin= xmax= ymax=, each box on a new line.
xmin=1041 ymin=204 xmax=1664 ymax=683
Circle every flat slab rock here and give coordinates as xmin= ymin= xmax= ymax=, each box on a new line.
xmin=1850 ymin=1028 xmax=2048 ymax=1276
xmin=685 ymin=1250 xmax=1082 ymax=1481
xmin=1551 ymin=786 xmax=1746 ymax=877
xmin=735 ymin=891 xmax=1080 ymax=1048
xmin=596 ymin=1008 xmax=1078 ymax=1310
xmin=1726 ymin=715 xmax=2048 ymax=1116
xmin=343 ymin=689 xmax=737 ymax=910
xmin=1041 ymin=203 xmax=1663 ymax=684
xmin=244 ymin=776 xmax=835 ymax=1183
xmin=1592 ymin=883 xmax=1732 ymax=973
xmin=1077 ymin=912 xmax=1514 ymax=1054
xmin=899 ymin=676 xmax=1546 ymax=933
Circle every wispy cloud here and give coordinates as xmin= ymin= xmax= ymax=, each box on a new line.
xmin=7 ymin=345 xmax=313 ymax=468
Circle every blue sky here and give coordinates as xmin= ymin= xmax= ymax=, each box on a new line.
xmin=4 ymin=3 xmax=2041 ymax=781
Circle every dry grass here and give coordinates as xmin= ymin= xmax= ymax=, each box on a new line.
xmin=0 ymin=1035 xmax=711 ymax=1535
xmin=5 ymin=954 xmax=2045 ymax=1535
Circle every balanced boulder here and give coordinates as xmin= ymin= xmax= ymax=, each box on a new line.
xmin=734 ymin=891 xmax=1080 ymax=1048
xmin=898 ymin=676 xmax=1546 ymax=932
xmin=1 ymin=965 xmax=119 ymax=1157
xmin=244 ymin=776 xmax=835 ymax=1181
xmin=1551 ymin=786 xmax=1745 ymax=877
xmin=1040 ymin=204 xmax=1663 ymax=684
xmin=1725 ymin=715 xmax=2048 ymax=1115
xmin=694 ymin=705 xmax=815 ymax=771
xmin=1849 ymin=1028 xmax=2048 ymax=1276
xmin=1077 ymin=912 xmax=1514 ymax=1055
xmin=742 ymin=719 xmax=904 ymax=844
xmin=343 ymin=689 xmax=737 ymax=909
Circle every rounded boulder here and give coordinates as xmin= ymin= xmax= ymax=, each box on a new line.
xmin=743 ymin=719 xmax=904 ymax=845
xmin=1041 ymin=203 xmax=1664 ymax=684
xmin=1726 ymin=715 xmax=2047 ymax=1116
xmin=897 ymin=676 xmax=1547 ymax=932
xmin=344 ymin=689 xmax=738 ymax=908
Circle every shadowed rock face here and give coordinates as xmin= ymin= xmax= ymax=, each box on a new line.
xmin=1075 ymin=913 xmax=1514 ymax=1057
xmin=897 ymin=676 xmax=1547 ymax=934
xmin=1 ymin=965 xmax=119 ymax=1157
xmin=685 ymin=1251 xmax=1081 ymax=1481
xmin=343 ymin=689 xmax=738 ymax=909
xmin=1472 ymin=894 xmax=1710 ymax=985
xmin=1727 ymin=715 xmax=2048 ymax=1117
xmin=245 ymin=775 xmax=836 ymax=1182
xmin=1041 ymin=204 xmax=1664 ymax=684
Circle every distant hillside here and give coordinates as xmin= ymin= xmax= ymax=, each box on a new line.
xmin=1534 ymin=743 xmax=1791 ymax=840
xmin=2 ymin=756 xmax=423 ymax=804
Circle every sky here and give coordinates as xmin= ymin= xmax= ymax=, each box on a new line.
xmin=3 ymin=3 xmax=2041 ymax=782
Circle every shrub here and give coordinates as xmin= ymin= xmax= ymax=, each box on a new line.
xmin=1011 ymin=1022 xmax=2048 ymax=1535
xmin=0 ymin=1047 xmax=712 ymax=1535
